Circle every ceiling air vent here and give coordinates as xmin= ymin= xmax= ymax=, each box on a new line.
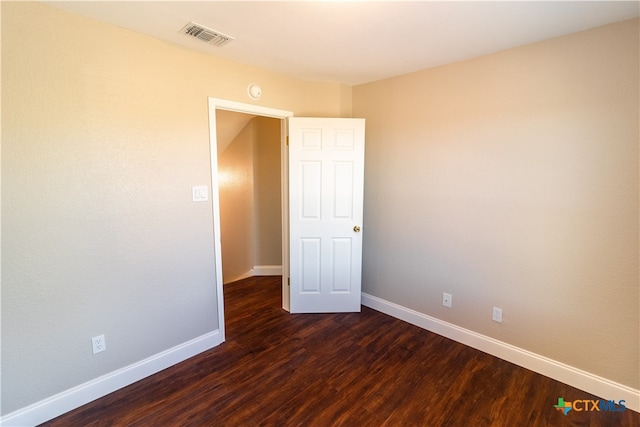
xmin=180 ymin=22 xmax=234 ymax=47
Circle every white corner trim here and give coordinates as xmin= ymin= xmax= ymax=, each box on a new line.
xmin=361 ymin=293 xmax=639 ymax=413
xmin=223 ymin=266 xmax=283 ymax=284
xmin=223 ymin=269 xmax=255 ymax=284
xmin=1 ymin=331 xmax=223 ymax=427
xmin=253 ymin=265 xmax=283 ymax=276
xmin=208 ymin=98 xmax=293 ymax=119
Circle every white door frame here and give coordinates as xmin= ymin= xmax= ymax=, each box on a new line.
xmin=207 ymin=98 xmax=293 ymax=341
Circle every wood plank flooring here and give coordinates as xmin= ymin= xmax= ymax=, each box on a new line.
xmin=41 ymin=276 xmax=639 ymax=426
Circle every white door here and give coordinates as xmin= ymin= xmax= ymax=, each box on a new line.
xmin=288 ymin=117 xmax=365 ymax=313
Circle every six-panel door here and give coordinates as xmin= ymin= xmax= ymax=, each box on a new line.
xmin=288 ymin=118 xmax=365 ymax=313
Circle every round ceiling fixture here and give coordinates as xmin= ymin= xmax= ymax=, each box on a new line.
xmin=247 ymin=84 xmax=262 ymax=100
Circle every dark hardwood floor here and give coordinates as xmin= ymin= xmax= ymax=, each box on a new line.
xmin=41 ymin=276 xmax=638 ymax=426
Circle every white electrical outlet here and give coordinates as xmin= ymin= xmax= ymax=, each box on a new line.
xmin=92 ymin=335 xmax=106 ymax=354
xmin=442 ymin=292 xmax=452 ymax=308
xmin=492 ymin=307 xmax=503 ymax=323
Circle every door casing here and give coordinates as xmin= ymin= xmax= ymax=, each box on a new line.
xmin=208 ymin=98 xmax=293 ymax=342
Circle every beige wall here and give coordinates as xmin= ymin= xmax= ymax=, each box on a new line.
xmin=3 ymin=0 xmax=638 ymax=418
xmin=219 ymin=119 xmax=256 ymax=282
xmin=253 ymin=117 xmax=283 ymax=267
xmin=1 ymin=2 xmax=349 ymax=415
xmin=219 ymin=115 xmax=281 ymax=283
xmin=353 ymin=18 xmax=639 ymax=389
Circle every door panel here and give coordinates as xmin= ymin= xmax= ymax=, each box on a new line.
xmin=289 ymin=117 xmax=365 ymax=313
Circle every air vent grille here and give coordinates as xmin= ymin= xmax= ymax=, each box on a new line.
xmin=180 ymin=22 xmax=233 ymax=47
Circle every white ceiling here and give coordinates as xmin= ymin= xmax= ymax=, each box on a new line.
xmin=47 ymin=1 xmax=639 ymax=86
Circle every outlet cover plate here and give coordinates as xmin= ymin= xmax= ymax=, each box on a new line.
xmin=92 ymin=335 xmax=106 ymax=354
xmin=442 ymin=292 xmax=452 ymax=308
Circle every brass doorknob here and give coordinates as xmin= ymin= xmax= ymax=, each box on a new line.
xmin=353 ymin=225 xmax=361 ymax=233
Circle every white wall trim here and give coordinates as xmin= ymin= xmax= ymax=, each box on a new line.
xmin=207 ymin=97 xmax=293 ymax=334
xmin=361 ymin=293 xmax=639 ymax=413
xmin=253 ymin=265 xmax=282 ymax=276
xmin=223 ymin=266 xmax=283 ymax=285
xmin=207 ymin=98 xmax=294 ymax=119
xmin=224 ymin=269 xmax=255 ymax=284
xmin=1 ymin=331 xmax=223 ymax=427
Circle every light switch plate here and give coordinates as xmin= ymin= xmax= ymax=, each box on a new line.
xmin=192 ymin=186 xmax=209 ymax=202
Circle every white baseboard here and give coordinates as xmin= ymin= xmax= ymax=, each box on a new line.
xmin=252 ymin=265 xmax=282 ymax=276
xmin=361 ymin=293 xmax=639 ymax=413
xmin=224 ymin=265 xmax=283 ymax=284
xmin=1 ymin=330 xmax=223 ymax=427
xmin=224 ymin=269 xmax=255 ymax=284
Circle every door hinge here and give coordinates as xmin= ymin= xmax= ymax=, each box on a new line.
xmin=288 ymin=278 xmax=290 ymax=287
xmin=286 ymin=136 xmax=289 ymax=146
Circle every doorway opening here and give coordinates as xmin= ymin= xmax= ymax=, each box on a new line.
xmin=216 ymin=111 xmax=281 ymax=284
xmin=207 ymin=98 xmax=293 ymax=342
